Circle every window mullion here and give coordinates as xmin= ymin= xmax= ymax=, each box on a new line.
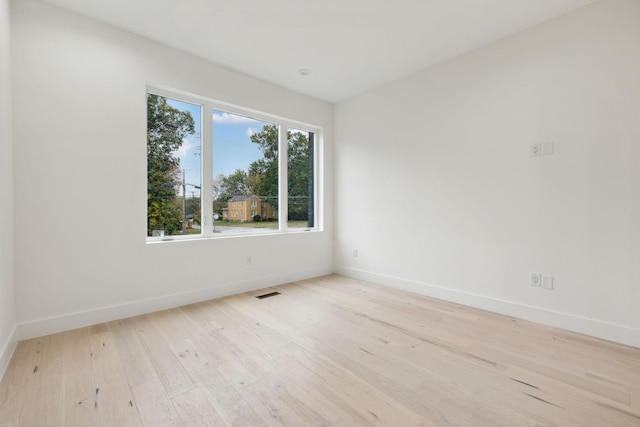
xmin=201 ymin=102 xmax=213 ymax=237
xmin=278 ymin=123 xmax=288 ymax=231
xmin=314 ymin=132 xmax=320 ymax=230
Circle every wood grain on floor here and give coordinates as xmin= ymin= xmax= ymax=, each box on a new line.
xmin=1 ymin=274 xmax=639 ymax=426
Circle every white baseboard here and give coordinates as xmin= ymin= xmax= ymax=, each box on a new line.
xmin=0 ymin=325 xmax=17 ymax=382
xmin=17 ymin=266 xmax=332 ymax=341
xmin=336 ymin=266 xmax=640 ymax=349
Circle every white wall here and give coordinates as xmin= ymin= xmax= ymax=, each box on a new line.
xmin=11 ymin=0 xmax=333 ymax=339
xmin=335 ymin=0 xmax=640 ymax=347
xmin=0 ymin=0 xmax=16 ymax=375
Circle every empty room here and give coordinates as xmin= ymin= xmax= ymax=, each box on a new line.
xmin=1 ymin=0 xmax=639 ymax=425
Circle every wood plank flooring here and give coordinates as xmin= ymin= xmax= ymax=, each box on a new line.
xmin=1 ymin=274 xmax=639 ymax=426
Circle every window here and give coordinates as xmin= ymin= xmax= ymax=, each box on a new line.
xmin=213 ymin=111 xmax=278 ymax=231
xmin=288 ymin=128 xmax=315 ymax=229
xmin=147 ymin=88 xmax=320 ymax=240
xmin=147 ymin=94 xmax=202 ymax=238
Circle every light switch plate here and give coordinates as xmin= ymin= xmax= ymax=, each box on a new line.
xmin=530 ymin=273 xmax=541 ymax=287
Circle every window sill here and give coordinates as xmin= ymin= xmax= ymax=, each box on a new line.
xmin=146 ymin=228 xmax=321 ymax=244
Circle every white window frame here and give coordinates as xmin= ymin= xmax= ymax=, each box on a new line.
xmin=147 ymin=86 xmax=321 ymax=242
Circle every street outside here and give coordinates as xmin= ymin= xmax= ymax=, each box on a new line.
xmin=213 ymin=225 xmax=279 ymax=234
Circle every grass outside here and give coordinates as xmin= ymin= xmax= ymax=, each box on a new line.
xmin=184 ymin=220 xmax=310 ymax=234
xmin=214 ymin=220 xmax=310 ymax=229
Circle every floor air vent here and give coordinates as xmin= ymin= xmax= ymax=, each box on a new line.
xmin=255 ymin=291 xmax=281 ymax=299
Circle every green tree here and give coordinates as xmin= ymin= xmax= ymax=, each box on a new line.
xmin=218 ymin=169 xmax=250 ymax=206
xmin=246 ymin=125 xmax=310 ymax=219
xmin=287 ymin=131 xmax=311 ymax=220
xmin=210 ymin=125 xmax=312 ymax=222
xmin=248 ymin=125 xmax=279 ymax=206
xmin=212 ymin=174 xmax=222 ymax=215
xmin=185 ymin=195 xmax=201 ymax=224
xmin=147 ymin=94 xmax=195 ymax=235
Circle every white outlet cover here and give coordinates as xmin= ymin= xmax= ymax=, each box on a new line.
xmin=542 ymin=141 xmax=554 ymax=156
xmin=542 ymin=275 xmax=554 ymax=289
xmin=530 ymin=144 xmax=541 ymax=157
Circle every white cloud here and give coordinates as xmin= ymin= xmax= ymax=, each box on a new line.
xmin=212 ymin=112 xmax=259 ymax=124
xmin=246 ymin=127 xmax=258 ymax=138
xmin=174 ymin=139 xmax=195 ymax=158
xmin=289 ymin=128 xmax=308 ymax=136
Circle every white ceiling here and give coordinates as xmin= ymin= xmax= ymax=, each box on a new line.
xmin=39 ymin=0 xmax=597 ymax=103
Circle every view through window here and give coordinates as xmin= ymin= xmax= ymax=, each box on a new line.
xmin=288 ymin=128 xmax=315 ymax=229
xmin=213 ymin=111 xmax=279 ymax=235
xmin=147 ymin=90 xmax=318 ymax=240
xmin=147 ymin=94 xmax=202 ymax=237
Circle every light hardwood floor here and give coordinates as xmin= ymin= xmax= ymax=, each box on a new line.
xmin=1 ymin=274 xmax=639 ymax=426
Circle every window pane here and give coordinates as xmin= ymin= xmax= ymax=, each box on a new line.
xmin=147 ymin=94 xmax=201 ymax=237
xmin=288 ymin=128 xmax=315 ymax=229
xmin=212 ymin=110 xmax=279 ymax=235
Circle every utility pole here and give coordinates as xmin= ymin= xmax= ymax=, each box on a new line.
xmin=191 ymin=191 xmax=195 ymax=229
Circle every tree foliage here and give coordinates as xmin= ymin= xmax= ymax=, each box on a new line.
xmin=287 ymin=130 xmax=312 ymax=220
xmin=147 ymin=94 xmax=195 ymax=235
xmin=218 ymin=169 xmax=250 ymax=205
xmin=213 ymin=124 xmax=312 ymax=221
xmin=248 ymin=125 xmax=280 ymax=206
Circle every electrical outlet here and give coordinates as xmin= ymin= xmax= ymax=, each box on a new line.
xmin=542 ymin=275 xmax=554 ymax=290
xmin=530 ymin=144 xmax=541 ymax=157
xmin=530 ymin=273 xmax=541 ymax=287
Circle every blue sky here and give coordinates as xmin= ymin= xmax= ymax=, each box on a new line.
xmin=166 ymin=98 xmax=272 ymax=197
